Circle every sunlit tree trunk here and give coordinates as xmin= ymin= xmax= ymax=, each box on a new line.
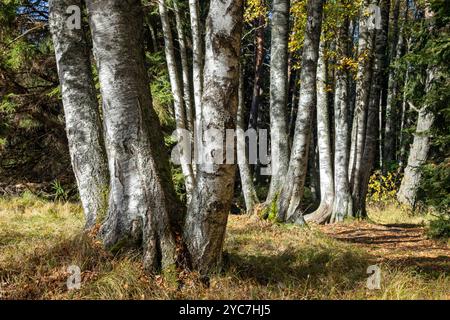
xmin=189 ymin=0 xmax=204 ymax=127
xmin=159 ymin=0 xmax=195 ymax=198
xmin=184 ymin=0 xmax=243 ymax=274
xmin=331 ymin=14 xmax=353 ymax=223
xmin=277 ymin=0 xmax=324 ymax=223
xmin=305 ymin=41 xmax=334 ymax=224
xmin=174 ymin=0 xmax=195 ymax=132
xmin=354 ymin=0 xmax=390 ymax=217
xmin=49 ymin=0 xmax=109 ymax=229
xmin=349 ymin=0 xmax=377 ymax=188
xmin=266 ymin=0 xmax=290 ymax=204
xmin=87 ymin=0 xmax=182 ymax=272
xmin=398 ymin=2 xmax=438 ymax=207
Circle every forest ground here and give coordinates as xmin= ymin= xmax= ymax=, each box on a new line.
xmin=0 ymin=194 xmax=448 ymax=300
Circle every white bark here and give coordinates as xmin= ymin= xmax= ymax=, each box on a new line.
xmin=277 ymin=0 xmax=324 ymax=223
xmin=184 ymin=0 xmax=243 ymax=274
xmin=331 ymin=16 xmax=353 ymax=223
xmin=49 ymin=0 xmax=109 ymax=229
xmin=159 ymin=0 xmax=195 ymax=198
xmin=305 ymin=41 xmax=334 ymax=224
xmin=266 ymin=0 xmax=290 ymax=204
xmin=87 ymin=0 xmax=181 ymax=271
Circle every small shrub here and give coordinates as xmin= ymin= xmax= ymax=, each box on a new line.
xmin=426 ymin=213 xmax=450 ymax=241
xmin=367 ymin=170 xmax=402 ymax=207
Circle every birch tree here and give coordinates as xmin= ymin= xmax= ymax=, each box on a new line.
xmin=184 ymin=0 xmax=243 ymax=274
xmin=331 ymin=10 xmax=353 ymax=223
xmin=87 ymin=0 xmax=182 ymax=271
xmin=277 ymin=0 xmax=325 ymax=223
xmin=266 ymin=0 xmax=290 ymax=204
xmin=158 ymin=0 xmax=195 ymax=197
xmin=49 ymin=0 xmax=109 ymax=229
xmin=305 ymin=41 xmax=334 ymax=224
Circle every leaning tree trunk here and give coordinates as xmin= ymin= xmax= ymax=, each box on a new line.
xmin=49 ymin=0 xmax=109 ymax=230
xmin=87 ymin=0 xmax=182 ymax=272
xmin=354 ymin=0 xmax=390 ymax=217
xmin=238 ymin=64 xmax=259 ymax=213
xmin=349 ymin=0 xmax=377 ymax=188
xmin=277 ymin=0 xmax=324 ymax=223
xmin=305 ymin=41 xmax=334 ymax=224
xmin=330 ymin=14 xmax=353 ymax=223
xmin=266 ymin=0 xmax=290 ymax=204
xmin=184 ymin=0 xmax=243 ymax=275
xmin=159 ymin=0 xmax=195 ymax=198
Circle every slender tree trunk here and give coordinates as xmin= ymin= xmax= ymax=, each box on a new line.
xmin=277 ymin=0 xmax=324 ymax=223
xmin=238 ymin=63 xmax=259 ymax=213
xmin=184 ymin=0 xmax=243 ymax=274
xmin=331 ymin=13 xmax=353 ymax=223
xmin=49 ymin=0 xmax=109 ymax=229
xmin=266 ymin=0 xmax=290 ymax=204
xmin=354 ymin=0 xmax=390 ymax=217
xmin=249 ymin=15 xmax=266 ymax=131
xmin=173 ymin=0 xmax=195 ymax=132
xmin=159 ymin=0 xmax=195 ymax=198
xmin=383 ymin=0 xmax=401 ymax=170
xmin=349 ymin=0 xmax=377 ymax=188
xmin=189 ymin=0 xmax=204 ymax=126
xmin=87 ymin=0 xmax=182 ymax=272
xmin=305 ymin=41 xmax=334 ymax=224
xmin=397 ymin=4 xmax=439 ymax=207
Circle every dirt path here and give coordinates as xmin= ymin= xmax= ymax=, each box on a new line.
xmin=318 ymin=222 xmax=450 ymax=275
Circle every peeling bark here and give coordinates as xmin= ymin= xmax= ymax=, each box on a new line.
xmin=184 ymin=0 xmax=243 ymax=275
xmin=49 ymin=0 xmax=109 ymax=229
xmin=87 ymin=0 xmax=182 ymax=272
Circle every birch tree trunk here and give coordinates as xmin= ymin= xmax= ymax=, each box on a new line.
xmin=349 ymin=0 xmax=377 ymax=187
xmin=159 ymin=0 xmax=195 ymax=198
xmin=331 ymin=14 xmax=353 ymax=223
xmin=189 ymin=0 xmax=204 ymax=126
xmin=266 ymin=0 xmax=290 ymax=204
xmin=305 ymin=41 xmax=334 ymax=224
xmin=173 ymin=0 xmax=195 ymax=132
xmin=397 ymin=4 xmax=439 ymax=208
xmin=87 ymin=0 xmax=182 ymax=272
xmin=49 ymin=0 xmax=109 ymax=230
xmin=238 ymin=64 xmax=259 ymax=213
xmin=354 ymin=0 xmax=390 ymax=217
xmin=277 ymin=0 xmax=324 ymax=223
xmin=249 ymin=15 xmax=266 ymax=131
xmin=184 ymin=0 xmax=243 ymax=274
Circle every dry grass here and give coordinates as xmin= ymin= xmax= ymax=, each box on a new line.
xmin=0 ymin=195 xmax=448 ymax=300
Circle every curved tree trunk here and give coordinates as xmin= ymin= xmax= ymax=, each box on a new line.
xmin=49 ymin=0 xmax=109 ymax=230
xmin=331 ymin=13 xmax=353 ymax=223
xmin=266 ymin=0 xmax=290 ymax=204
xmin=184 ymin=0 xmax=243 ymax=275
xmin=277 ymin=0 xmax=324 ymax=223
xmin=159 ymin=0 xmax=195 ymax=198
xmin=305 ymin=41 xmax=334 ymax=224
xmin=87 ymin=0 xmax=182 ymax=272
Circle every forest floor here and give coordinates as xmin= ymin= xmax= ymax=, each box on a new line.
xmin=0 ymin=194 xmax=448 ymax=300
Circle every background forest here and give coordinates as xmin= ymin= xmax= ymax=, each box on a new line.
xmin=0 ymin=0 xmax=449 ymax=300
